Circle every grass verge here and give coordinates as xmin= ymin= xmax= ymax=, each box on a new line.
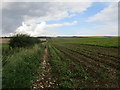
xmin=2 ymin=44 xmax=45 ymax=88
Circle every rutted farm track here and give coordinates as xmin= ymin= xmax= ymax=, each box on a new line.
xmin=32 ymin=47 xmax=58 ymax=89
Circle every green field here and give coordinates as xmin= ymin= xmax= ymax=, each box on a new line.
xmin=2 ymin=37 xmax=120 ymax=88
xmin=47 ymin=37 xmax=119 ymax=88
xmin=52 ymin=37 xmax=119 ymax=47
xmin=1 ymin=44 xmax=9 ymax=49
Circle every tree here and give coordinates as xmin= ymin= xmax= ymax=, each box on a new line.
xmin=9 ymin=34 xmax=40 ymax=48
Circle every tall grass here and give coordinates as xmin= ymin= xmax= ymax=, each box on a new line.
xmin=2 ymin=44 xmax=45 ymax=88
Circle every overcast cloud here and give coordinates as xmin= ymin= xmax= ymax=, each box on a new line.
xmin=1 ymin=2 xmax=118 ymax=37
xmin=2 ymin=2 xmax=91 ymax=36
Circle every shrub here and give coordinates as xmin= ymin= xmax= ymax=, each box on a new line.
xmin=9 ymin=34 xmax=40 ymax=48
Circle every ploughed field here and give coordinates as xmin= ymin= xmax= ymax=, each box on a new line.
xmin=47 ymin=37 xmax=119 ymax=88
xmin=2 ymin=37 xmax=120 ymax=88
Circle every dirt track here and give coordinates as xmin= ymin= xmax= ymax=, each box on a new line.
xmin=32 ymin=47 xmax=57 ymax=89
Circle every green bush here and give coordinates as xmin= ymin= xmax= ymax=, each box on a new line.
xmin=9 ymin=34 xmax=40 ymax=48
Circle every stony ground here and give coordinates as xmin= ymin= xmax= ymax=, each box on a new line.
xmin=31 ymin=47 xmax=58 ymax=89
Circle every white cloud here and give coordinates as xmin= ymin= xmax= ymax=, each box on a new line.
xmin=2 ymin=2 xmax=92 ymax=36
xmin=85 ymin=3 xmax=118 ymax=36
xmin=23 ymin=2 xmax=92 ymax=25
xmin=76 ymin=23 xmax=118 ymax=36
xmin=2 ymin=2 xmax=118 ymax=37
xmin=2 ymin=0 xmax=119 ymax=2
xmin=0 ymin=2 xmax=13 ymax=9
xmin=13 ymin=21 xmax=78 ymax=37
xmin=46 ymin=21 xmax=77 ymax=28
xmin=87 ymin=3 xmax=118 ymax=22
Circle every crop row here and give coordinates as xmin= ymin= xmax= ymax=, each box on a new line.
xmin=48 ymin=42 xmax=119 ymax=88
xmin=54 ymin=43 xmax=119 ymax=70
xmin=48 ymin=44 xmax=96 ymax=88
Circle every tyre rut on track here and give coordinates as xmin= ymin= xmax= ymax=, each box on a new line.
xmin=31 ymin=46 xmax=57 ymax=89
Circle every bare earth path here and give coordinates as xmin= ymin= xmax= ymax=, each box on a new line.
xmin=31 ymin=47 xmax=57 ymax=89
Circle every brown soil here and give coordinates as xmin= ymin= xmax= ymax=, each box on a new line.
xmin=31 ymin=47 xmax=57 ymax=89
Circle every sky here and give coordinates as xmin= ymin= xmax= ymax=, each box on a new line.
xmin=1 ymin=1 xmax=118 ymax=37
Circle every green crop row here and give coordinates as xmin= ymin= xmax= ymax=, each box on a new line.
xmin=55 ymin=44 xmax=119 ymax=69
xmin=47 ymin=43 xmax=95 ymax=88
xmin=52 ymin=43 xmax=119 ymax=88
xmin=48 ymin=44 xmax=73 ymax=88
xmin=48 ymin=37 xmax=120 ymax=88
